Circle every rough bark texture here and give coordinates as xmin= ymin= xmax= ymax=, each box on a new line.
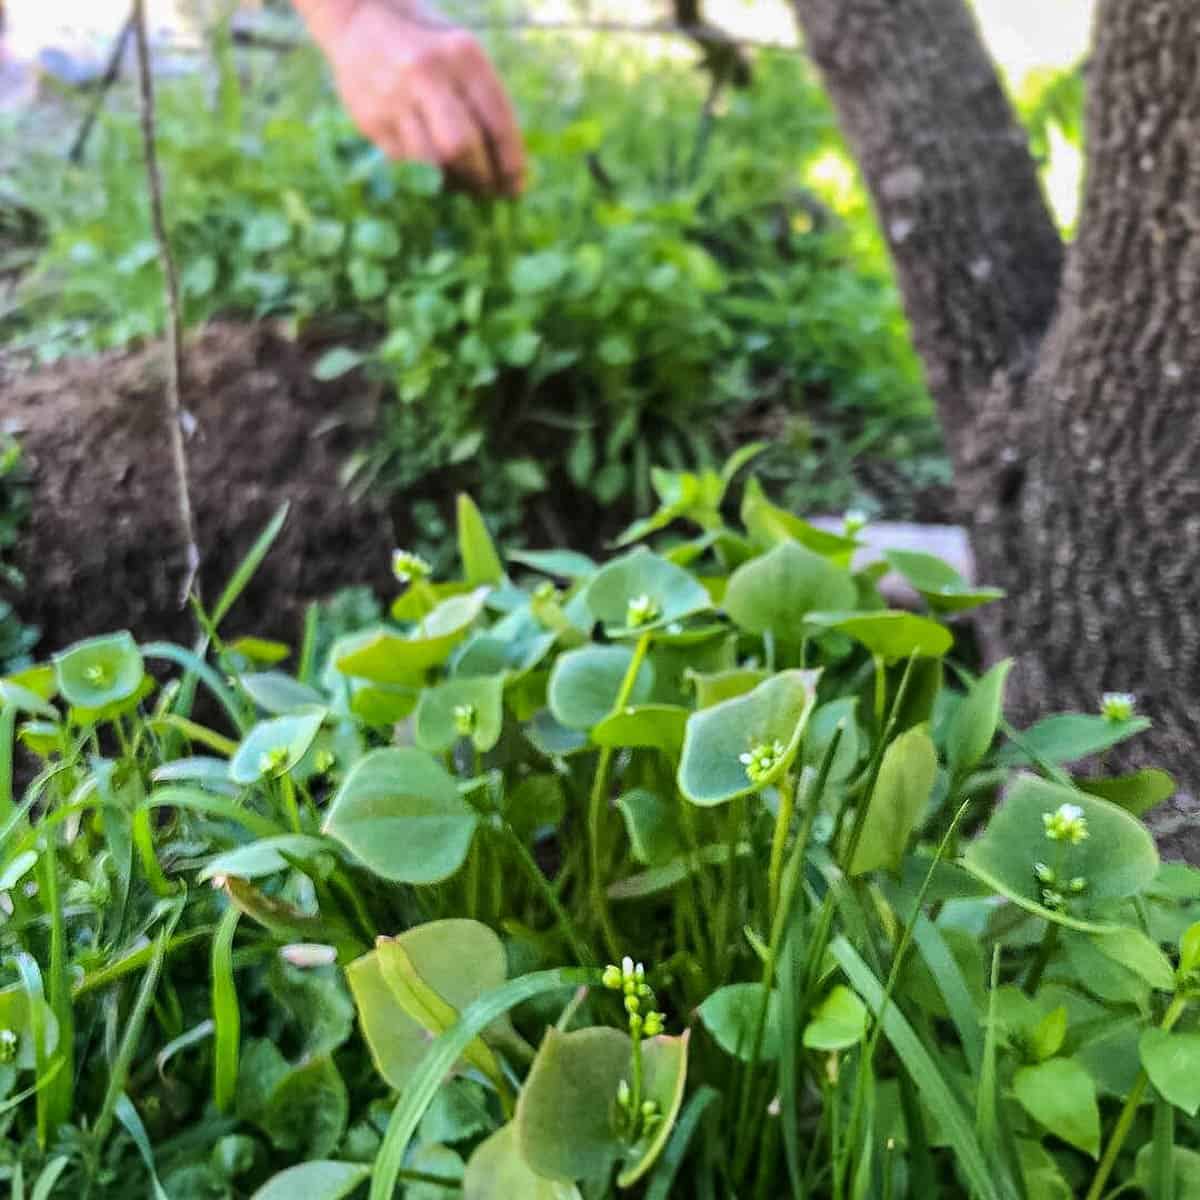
xmin=792 ymin=0 xmax=1200 ymax=801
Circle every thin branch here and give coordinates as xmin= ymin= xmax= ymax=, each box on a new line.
xmin=68 ymin=12 xmax=135 ymax=164
xmin=132 ymin=0 xmax=200 ymax=603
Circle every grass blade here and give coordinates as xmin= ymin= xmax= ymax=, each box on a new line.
xmin=143 ymin=641 xmax=249 ymax=733
xmin=211 ymin=906 xmax=241 ymax=1113
xmin=370 ymin=967 xmax=596 ymax=1200
xmin=38 ymin=837 xmax=73 ymax=1135
xmin=210 ymin=502 xmax=289 ymax=629
xmin=13 ymin=953 xmax=51 ymax=1149
xmin=115 ymin=1093 xmax=171 ymax=1200
xmin=911 ymin=913 xmax=984 ymax=1072
xmin=646 ymin=1085 xmax=722 ymax=1200
xmin=143 ymin=785 xmax=285 ymax=840
xmin=0 ymin=703 xmax=15 ymax=822
xmin=830 ymin=937 xmax=1008 ymax=1200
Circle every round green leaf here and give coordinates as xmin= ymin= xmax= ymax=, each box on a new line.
xmin=1012 ymin=1057 xmax=1100 ymax=1158
xmin=1140 ymin=1029 xmax=1200 ymax=1116
xmin=250 ymin=1161 xmax=370 ymax=1200
xmin=547 ymin=645 xmax=655 ymax=731
xmin=54 ymin=631 xmax=144 ymax=709
xmin=678 ymin=670 xmax=817 ymax=806
xmin=323 ymin=748 xmax=477 ymax=883
xmin=962 ymin=776 xmax=1159 ymax=925
xmin=591 ymin=704 xmax=688 ymax=757
xmin=230 ymin=709 xmax=327 ymax=786
xmin=584 ymin=549 xmax=712 ymax=637
xmin=806 ymin=610 xmax=953 ymax=661
xmin=516 ymin=1027 xmax=630 ymax=1183
xmin=803 ymin=985 xmax=869 ymax=1051
xmin=616 ymin=789 xmax=682 ymax=866
xmin=415 ymin=675 xmax=505 ymax=753
xmin=698 ymin=983 xmax=781 ymax=1061
xmin=724 ymin=541 xmax=856 ymax=638
xmin=464 ymin=1124 xmax=581 ymax=1200
xmin=616 ymin=1031 xmax=690 ymax=1188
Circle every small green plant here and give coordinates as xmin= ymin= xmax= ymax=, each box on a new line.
xmin=0 ymin=451 xmax=1190 ymax=1198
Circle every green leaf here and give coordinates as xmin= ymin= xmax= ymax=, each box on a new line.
xmin=464 ymin=1124 xmax=581 ymax=1200
xmin=54 ymin=632 xmax=144 ymax=709
xmin=346 ymin=920 xmax=511 ymax=1092
xmin=724 ymin=541 xmax=856 ymax=638
xmin=617 ymin=1032 xmax=690 ymax=1187
xmin=511 ymin=250 xmax=569 ymax=294
xmin=962 ymin=776 xmax=1159 ymax=924
xmin=312 ymin=348 xmax=366 ymax=382
xmin=507 ymin=548 xmax=597 ymax=580
xmin=802 ymin=985 xmax=869 ymax=1051
xmin=323 ymin=748 xmax=477 ymax=883
xmin=199 ymin=835 xmax=334 ymax=883
xmin=250 ymin=1054 xmax=348 ymax=1157
xmin=1181 ymin=921 xmax=1200 ymax=975
xmin=616 ymin=790 xmax=681 ymax=866
xmin=335 ymin=590 xmax=490 ymax=682
xmin=457 ymin=494 xmax=505 ymax=586
xmin=592 ymin=705 xmax=688 ymax=757
xmin=584 ymin=549 xmax=712 ymax=637
xmin=997 ymin=713 xmax=1151 ymax=766
xmin=1141 ymin=1029 xmax=1200 ymax=1116
xmin=415 ymin=674 xmax=505 ymax=753
xmin=678 ymin=670 xmax=817 ymax=806
xmin=251 ymin=1162 xmax=370 ymax=1200
xmin=883 ymin=549 xmax=1004 ymax=614
xmin=212 ymin=907 xmax=240 ymax=1114
xmin=238 ymin=672 xmax=325 ymax=714
xmin=516 ymin=1027 xmax=628 ymax=1183
xmin=688 ymin=668 xmax=769 ymax=709
xmin=803 ymin=698 xmax=861 ymax=784
xmin=698 ymin=984 xmax=781 ymax=1061
xmin=1134 ymin=1143 xmax=1200 ymax=1198
xmin=1012 ymin=1057 xmax=1100 ymax=1157
xmin=229 ymin=709 xmax=326 ymax=786
xmin=806 ymin=611 xmax=953 ymax=661
xmin=351 ymin=217 xmax=401 ymax=258
xmin=1091 ymin=927 xmax=1176 ymax=992
xmin=740 ymin=477 xmax=859 ymax=564
xmin=946 ymin=660 xmax=1011 ymax=775
xmin=849 ymin=725 xmax=937 ymax=876
xmin=547 ymin=645 xmax=655 ymax=731
xmin=369 ymin=968 xmax=594 ymax=1200
xmin=1078 ymin=768 xmax=1176 ymax=816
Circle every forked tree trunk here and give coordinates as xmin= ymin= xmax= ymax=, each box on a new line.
xmin=791 ymin=0 xmax=1200 ymax=797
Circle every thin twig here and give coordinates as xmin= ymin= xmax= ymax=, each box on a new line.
xmin=67 ymin=11 xmax=136 ymax=164
xmin=132 ymin=0 xmax=200 ymax=603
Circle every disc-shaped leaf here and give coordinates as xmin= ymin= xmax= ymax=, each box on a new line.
xmin=547 ymin=645 xmax=655 ymax=731
xmin=724 ymin=541 xmax=856 ymax=639
xmin=516 ymin=1027 xmax=630 ymax=1183
xmin=345 ymin=920 xmax=509 ymax=1091
xmin=803 ymin=986 xmax=869 ymax=1051
xmin=1012 ymin=1057 xmax=1100 ymax=1158
xmin=415 ymin=674 xmax=505 ymax=753
xmin=678 ymin=670 xmax=818 ymax=807
xmin=806 ymin=610 xmax=953 ymax=661
xmin=334 ymin=589 xmax=489 ymax=682
xmin=584 ymin=549 xmax=712 ymax=637
xmin=883 ymin=548 xmax=1005 ymax=614
xmin=464 ymin=1124 xmax=582 ymax=1200
xmin=1140 ymin=1029 xmax=1200 ymax=1116
xmin=616 ymin=790 xmax=681 ymax=865
xmin=230 ymin=709 xmax=327 ymax=786
xmin=849 ymin=725 xmax=938 ymax=876
xmin=592 ymin=705 xmax=688 ymax=757
xmin=323 ymin=748 xmax=477 ymax=883
xmin=54 ymin=631 xmax=144 ymax=709
xmin=962 ymin=776 xmax=1158 ymax=923
xmin=698 ymin=983 xmax=781 ymax=1061
xmin=617 ymin=1031 xmax=691 ymax=1187
xmin=251 ymin=1161 xmax=370 ymax=1200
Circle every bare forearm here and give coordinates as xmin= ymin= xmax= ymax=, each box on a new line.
xmin=291 ymin=0 xmax=440 ymax=48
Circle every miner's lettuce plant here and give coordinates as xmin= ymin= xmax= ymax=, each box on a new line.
xmin=0 ymin=454 xmax=1193 ymax=1198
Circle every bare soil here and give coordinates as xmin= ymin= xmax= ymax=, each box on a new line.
xmin=1 ymin=320 xmax=394 ymax=653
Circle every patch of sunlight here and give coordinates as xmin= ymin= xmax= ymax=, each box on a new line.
xmin=1043 ymin=124 xmax=1083 ymax=232
xmin=804 ymin=148 xmax=860 ymax=217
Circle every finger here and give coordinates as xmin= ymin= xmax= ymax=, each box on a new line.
xmin=417 ymin=82 xmax=497 ymax=194
xmin=392 ymin=107 xmax=439 ymax=165
xmin=457 ymin=66 xmax=526 ymax=195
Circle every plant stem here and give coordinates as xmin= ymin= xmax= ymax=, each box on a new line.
xmin=1085 ymin=993 xmax=1190 ymax=1200
xmin=502 ymin=823 xmax=594 ymax=966
xmin=715 ymin=796 xmax=744 ymax=979
xmin=1022 ymin=920 xmax=1060 ymax=995
xmin=588 ymin=632 xmax=652 ymax=960
xmin=280 ymin=774 xmax=302 ymax=832
xmin=768 ymin=770 xmax=798 ymax=916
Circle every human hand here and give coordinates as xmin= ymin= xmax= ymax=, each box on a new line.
xmin=301 ymin=0 xmax=526 ymax=196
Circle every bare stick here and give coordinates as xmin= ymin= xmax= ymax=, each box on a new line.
xmin=68 ymin=12 xmax=135 ymax=164
xmin=132 ymin=0 xmax=200 ymax=603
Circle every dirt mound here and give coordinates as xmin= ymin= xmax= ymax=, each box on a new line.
xmin=2 ymin=321 xmax=394 ymax=653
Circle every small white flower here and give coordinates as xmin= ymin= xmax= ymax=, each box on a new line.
xmin=740 ymin=739 xmax=786 ymax=785
xmin=391 ymin=548 xmax=431 ymax=584
xmin=626 ymin=593 xmax=661 ymax=628
xmin=1101 ymin=692 xmax=1136 ymax=722
xmin=1043 ymin=802 xmax=1089 ymax=844
xmin=843 ymin=509 xmax=868 ymax=535
xmin=453 ymin=703 xmax=477 ymax=736
xmin=280 ymin=943 xmax=338 ymax=969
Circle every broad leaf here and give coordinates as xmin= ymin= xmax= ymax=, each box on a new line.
xmin=457 ymin=494 xmax=505 ymax=586
xmin=54 ymin=632 xmax=144 ymax=709
xmin=616 ymin=790 xmax=682 ymax=865
xmin=584 ymin=549 xmax=712 ymax=637
xmin=806 ymin=610 xmax=953 ymax=661
xmin=883 ymin=548 xmax=1004 ymax=614
xmin=229 ymin=709 xmax=326 ymax=786
xmin=1140 ymin=1029 xmax=1200 ymax=1116
xmin=547 ymin=645 xmax=655 ymax=731
xmin=997 ymin=713 xmax=1151 ymax=767
xmin=803 ymin=986 xmax=869 ymax=1051
xmin=415 ymin=674 xmax=506 ymax=753
xmin=199 ymin=834 xmax=334 ymax=882
xmin=724 ymin=541 xmax=855 ymax=638
xmin=464 ymin=1124 xmax=581 ymax=1199
xmin=251 ymin=1161 xmax=369 ymax=1200
xmin=946 ymin=660 xmax=1011 ymax=776
xmin=592 ymin=705 xmax=688 ymax=757
xmin=698 ymin=984 xmax=781 ymax=1061
xmin=1012 ymin=1057 xmax=1100 ymax=1158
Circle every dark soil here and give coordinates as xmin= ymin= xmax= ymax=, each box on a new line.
xmin=1 ymin=321 xmax=395 ymax=654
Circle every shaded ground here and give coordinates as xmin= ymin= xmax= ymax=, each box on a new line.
xmin=2 ymin=321 xmax=395 ymax=652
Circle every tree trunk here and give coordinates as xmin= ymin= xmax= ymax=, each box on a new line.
xmin=791 ymin=0 xmax=1200 ymax=795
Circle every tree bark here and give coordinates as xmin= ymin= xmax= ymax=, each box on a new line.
xmin=791 ymin=0 xmax=1200 ymax=795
